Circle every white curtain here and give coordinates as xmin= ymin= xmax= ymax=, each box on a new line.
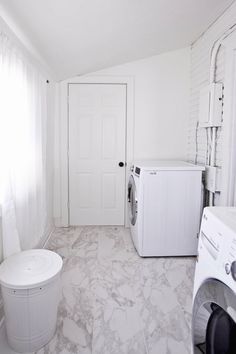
xmin=0 ymin=31 xmax=47 ymax=258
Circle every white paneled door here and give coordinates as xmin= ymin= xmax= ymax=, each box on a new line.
xmin=68 ymin=84 xmax=127 ymax=225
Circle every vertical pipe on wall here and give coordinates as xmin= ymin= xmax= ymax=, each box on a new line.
xmin=210 ymin=127 xmax=217 ymax=167
xmin=206 ymin=25 xmax=236 ymax=206
xmin=209 ymin=127 xmax=217 ymax=206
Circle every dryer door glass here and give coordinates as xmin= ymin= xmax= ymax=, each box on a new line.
xmin=192 ymin=279 xmax=236 ymax=353
xmin=127 ymin=175 xmax=138 ymax=225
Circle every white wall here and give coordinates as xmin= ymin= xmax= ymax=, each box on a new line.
xmin=94 ymin=48 xmax=191 ymax=160
xmin=55 ymin=48 xmax=191 ymax=225
xmin=188 ymin=4 xmax=236 ymax=163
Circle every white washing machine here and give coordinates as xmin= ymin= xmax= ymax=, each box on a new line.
xmin=192 ymin=207 xmax=236 ymax=354
xmin=127 ymin=160 xmax=204 ymax=257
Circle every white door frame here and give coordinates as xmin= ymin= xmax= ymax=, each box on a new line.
xmin=221 ymin=32 xmax=236 ymax=206
xmin=59 ymin=75 xmax=134 ymax=226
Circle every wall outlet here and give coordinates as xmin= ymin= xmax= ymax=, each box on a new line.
xmin=205 ymin=165 xmax=221 ymax=192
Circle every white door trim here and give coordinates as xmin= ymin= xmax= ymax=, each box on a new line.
xmin=59 ymin=75 xmax=134 ymax=226
xmin=221 ymin=32 xmax=236 ymax=205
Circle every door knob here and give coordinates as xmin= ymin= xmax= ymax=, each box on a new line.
xmin=119 ymin=162 xmax=124 ymax=167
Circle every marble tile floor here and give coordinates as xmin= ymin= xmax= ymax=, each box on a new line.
xmin=3 ymin=226 xmax=196 ymax=354
xmin=37 ymin=226 xmax=196 ymax=354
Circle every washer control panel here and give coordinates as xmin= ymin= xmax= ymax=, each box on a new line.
xmin=225 ymin=238 xmax=236 ymax=280
xmin=198 ymin=208 xmax=236 ymax=291
xmin=228 ymin=238 xmax=236 ymax=261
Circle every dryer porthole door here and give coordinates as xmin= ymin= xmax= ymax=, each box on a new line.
xmin=192 ymin=279 xmax=236 ymax=353
xmin=127 ymin=175 xmax=138 ymax=226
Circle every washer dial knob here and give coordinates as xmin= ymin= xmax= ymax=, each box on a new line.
xmin=231 ymin=261 xmax=236 ymax=280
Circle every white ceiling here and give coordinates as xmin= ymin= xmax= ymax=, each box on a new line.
xmin=0 ymin=0 xmax=234 ymax=80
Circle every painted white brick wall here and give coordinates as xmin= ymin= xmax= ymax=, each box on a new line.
xmin=188 ymin=2 xmax=236 ymax=169
xmin=187 ymin=2 xmax=236 ymax=205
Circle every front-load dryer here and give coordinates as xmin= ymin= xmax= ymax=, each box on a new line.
xmin=127 ymin=169 xmax=141 ymax=252
xmin=127 ymin=160 xmax=204 ymax=257
xmin=192 ymin=207 xmax=236 ymax=354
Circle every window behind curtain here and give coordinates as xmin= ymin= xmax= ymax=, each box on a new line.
xmin=0 ymin=31 xmax=48 ymax=259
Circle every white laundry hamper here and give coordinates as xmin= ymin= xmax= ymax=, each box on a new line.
xmin=0 ymin=249 xmax=63 ymax=353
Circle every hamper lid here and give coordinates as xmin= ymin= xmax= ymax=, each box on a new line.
xmin=0 ymin=249 xmax=63 ymax=289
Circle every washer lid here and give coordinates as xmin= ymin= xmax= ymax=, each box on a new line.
xmin=133 ymin=160 xmax=205 ymax=171
xmin=0 ymin=249 xmax=63 ymax=289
